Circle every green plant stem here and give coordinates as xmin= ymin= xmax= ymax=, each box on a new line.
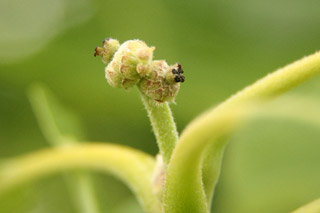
xmin=165 ymin=95 xmax=320 ymax=213
xmin=0 ymin=143 xmax=161 ymax=213
xmin=202 ymin=96 xmax=320 ymax=209
xmin=28 ymin=84 xmax=99 ymax=213
xmin=219 ymin=51 xmax=320 ymax=107
xmin=28 ymin=84 xmax=66 ymax=146
xmin=66 ymin=171 xmax=100 ymax=213
xmin=292 ymin=198 xmax=320 ymax=213
xmin=201 ymin=136 xmax=229 ymax=207
xmin=201 ymin=51 xmax=320 ymax=206
xmin=164 ymin=103 xmax=251 ymax=213
xmin=140 ymin=92 xmax=179 ymax=165
xmin=164 ymin=51 xmax=320 ymax=212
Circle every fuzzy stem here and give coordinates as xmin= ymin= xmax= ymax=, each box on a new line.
xmin=216 ymin=51 xmax=320 ymax=108
xmin=201 ymin=51 xmax=320 ymax=205
xmin=0 ymin=143 xmax=161 ymax=213
xmin=201 ymin=136 xmax=229 ymax=207
xmin=164 ymin=51 xmax=320 ymax=212
xmin=140 ymin=93 xmax=179 ymax=165
xmin=164 ymin=104 xmax=251 ymax=213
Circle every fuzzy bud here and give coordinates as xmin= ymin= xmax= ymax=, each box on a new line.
xmin=94 ymin=38 xmax=120 ymax=64
xmin=138 ymin=60 xmax=182 ymax=102
xmin=103 ymin=39 xmax=154 ymax=88
xmin=95 ymin=38 xmax=185 ymax=102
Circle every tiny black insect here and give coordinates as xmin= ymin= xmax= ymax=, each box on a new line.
xmin=177 ymin=64 xmax=184 ymax=74
xmin=172 ymin=69 xmax=179 ymax=74
xmin=174 ymin=76 xmax=181 ymax=82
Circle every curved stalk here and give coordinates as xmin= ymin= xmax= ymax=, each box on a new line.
xmin=201 ymin=136 xmax=229 ymax=206
xmin=217 ymin=51 xmax=320 ymax=108
xmin=140 ymin=93 xmax=179 ymax=165
xmin=201 ymin=51 xmax=320 ymax=206
xmin=28 ymin=84 xmax=99 ymax=213
xmin=164 ymin=51 xmax=320 ymax=212
xmin=0 ymin=143 xmax=161 ymax=213
xmin=165 ymin=103 xmax=252 ymax=213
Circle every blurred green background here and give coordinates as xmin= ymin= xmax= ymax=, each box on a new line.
xmin=1 ymin=0 xmax=320 ymax=212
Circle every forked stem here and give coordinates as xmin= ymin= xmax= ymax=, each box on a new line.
xmin=201 ymin=51 xmax=320 ymax=206
xmin=164 ymin=51 xmax=320 ymax=212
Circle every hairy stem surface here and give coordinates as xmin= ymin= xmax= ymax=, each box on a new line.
xmin=165 ymin=51 xmax=320 ymax=212
xmin=165 ymin=104 xmax=251 ymax=213
xmin=140 ymin=93 xmax=179 ymax=165
xmin=201 ymin=51 xmax=320 ymax=205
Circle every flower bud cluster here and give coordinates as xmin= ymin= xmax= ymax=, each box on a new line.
xmin=95 ymin=38 xmax=185 ymax=102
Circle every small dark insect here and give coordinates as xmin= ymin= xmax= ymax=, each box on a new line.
xmin=172 ymin=64 xmax=185 ymax=83
xmin=177 ymin=63 xmax=184 ymax=74
xmin=174 ymin=76 xmax=181 ymax=82
xmin=172 ymin=69 xmax=179 ymax=74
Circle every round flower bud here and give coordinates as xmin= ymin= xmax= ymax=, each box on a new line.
xmin=95 ymin=38 xmax=185 ymax=102
xmin=138 ymin=60 xmax=181 ymax=103
xmin=94 ymin=38 xmax=120 ymax=64
xmin=102 ymin=39 xmax=155 ymax=89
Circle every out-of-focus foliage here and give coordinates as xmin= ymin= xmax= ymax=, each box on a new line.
xmin=0 ymin=0 xmax=93 ymax=63
xmin=0 ymin=0 xmax=320 ymax=212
